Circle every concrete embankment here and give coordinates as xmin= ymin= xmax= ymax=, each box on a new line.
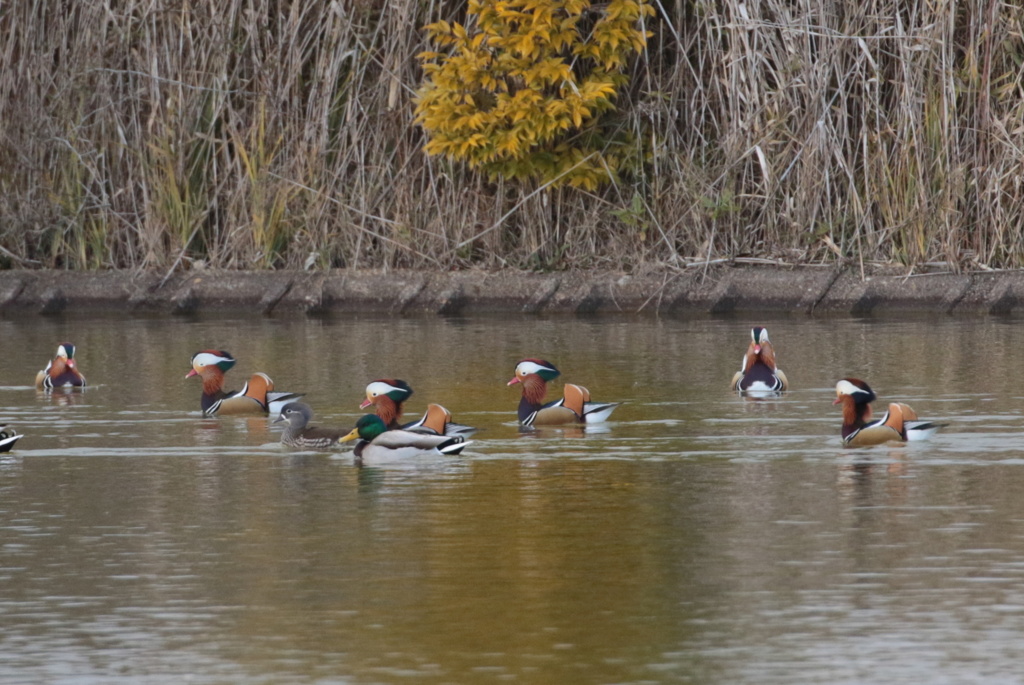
xmin=1 ymin=266 xmax=1023 ymax=316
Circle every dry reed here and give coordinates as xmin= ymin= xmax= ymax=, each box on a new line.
xmin=0 ymin=0 xmax=1021 ymax=272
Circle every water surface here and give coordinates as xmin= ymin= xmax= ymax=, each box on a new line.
xmin=1 ymin=313 xmax=1023 ymax=684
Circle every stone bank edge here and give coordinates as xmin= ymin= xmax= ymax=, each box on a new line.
xmin=2 ymin=266 xmax=1023 ymax=316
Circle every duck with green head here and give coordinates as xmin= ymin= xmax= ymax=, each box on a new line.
xmin=339 ymin=414 xmax=471 ymax=464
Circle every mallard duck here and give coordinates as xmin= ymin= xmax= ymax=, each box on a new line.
xmin=339 ymin=414 xmax=472 ymax=464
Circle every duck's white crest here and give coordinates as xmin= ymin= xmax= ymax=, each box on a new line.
xmin=835 ymin=379 xmax=870 ymax=397
xmin=516 ymin=360 xmax=556 ymax=376
xmin=366 ymin=381 xmax=408 ymax=397
xmin=192 ymin=352 xmax=233 ymax=368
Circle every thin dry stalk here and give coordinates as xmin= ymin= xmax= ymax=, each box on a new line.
xmin=0 ymin=0 xmax=1021 ymax=271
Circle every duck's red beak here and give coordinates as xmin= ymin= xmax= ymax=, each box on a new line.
xmin=185 ymin=369 xmax=198 ymax=379
xmin=507 ymin=377 xmax=521 ymax=386
xmin=359 ymin=398 xmax=373 ymax=409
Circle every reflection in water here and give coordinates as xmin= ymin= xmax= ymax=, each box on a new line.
xmin=836 ymin=449 xmax=910 ymax=506
xmin=37 ymin=386 xmax=87 ymax=407
xmin=192 ymin=418 xmax=224 ymax=445
xmin=0 ymin=315 xmax=1023 ymax=683
xmin=518 ymin=424 xmax=590 ymax=439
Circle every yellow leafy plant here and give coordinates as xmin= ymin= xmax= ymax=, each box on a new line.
xmin=415 ymin=0 xmax=654 ymax=190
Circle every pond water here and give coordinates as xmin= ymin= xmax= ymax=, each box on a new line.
xmin=1 ymin=312 xmax=1023 ymax=684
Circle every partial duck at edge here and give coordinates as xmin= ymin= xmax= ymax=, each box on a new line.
xmin=0 ymin=426 xmax=21 ymax=452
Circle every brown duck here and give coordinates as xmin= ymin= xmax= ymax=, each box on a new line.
xmin=186 ymin=350 xmax=302 ymax=416
xmin=274 ymin=402 xmax=348 ymax=450
xmin=361 ymin=380 xmax=476 ymax=437
xmin=730 ymin=327 xmax=788 ymax=394
xmin=508 ymin=358 xmax=620 ymax=427
xmin=35 ymin=343 xmax=86 ymax=390
xmin=834 ymin=378 xmax=946 ymax=446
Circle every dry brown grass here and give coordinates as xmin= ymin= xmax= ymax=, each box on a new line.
xmin=0 ymin=0 xmax=1022 ymax=271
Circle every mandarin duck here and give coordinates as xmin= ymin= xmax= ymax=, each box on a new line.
xmin=360 ymin=379 xmax=414 ymax=428
xmin=35 ymin=343 xmax=86 ymax=390
xmin=730 ymin=327 xmax=788 ymax=394
xmin=186 ymin=350 xmax=303 ymax=417
xmin=274 ymin=402 xmax=347 ymax=450
xmin=402 ymin=402 xmax=478 ymax=437
xmin=0 ymin=426 xmax=21 ymax=452
xmin=361 ymin=380 xmax=477 ymax=437
xmin=508 ymin=358 xmax=620 ymax=427
xmin=834 ymin=378 xmax=946 ymax=446
xmin=339 ymin=414 xmax=472 ymax=464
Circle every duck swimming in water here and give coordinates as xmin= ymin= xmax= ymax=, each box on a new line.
xmin=730 ymin=327 xmax=788 ymax=395
xmin=339 ymin=414 xmax=472 ymax=465
xmin=36 ymin=343 xmax=86 ymax=390
xmin=187 ymin=350 xmax=303 ymax=416
xmin=508 ymin=358 xmax=620 ymax=427
xmin=834 ymin=378 xmax=946 ymax=446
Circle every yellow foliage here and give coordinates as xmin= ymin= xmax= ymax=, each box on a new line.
xmin=415 ymin=0 xmax=653 ymax=189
